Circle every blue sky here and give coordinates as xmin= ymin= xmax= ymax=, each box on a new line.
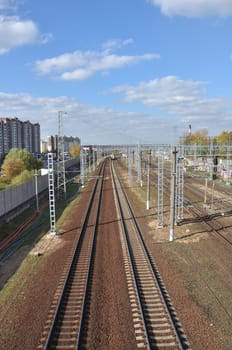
xmin=0 ymin=0 xmax=232 ymax=144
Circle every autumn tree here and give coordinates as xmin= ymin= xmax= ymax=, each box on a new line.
xmin=2 ymin=158 xmax=25 ymax=182
xmin=180 ymin=129 xmax=209 ymax=146
xmin=215 ymin=130 xmax=232 ymax=145
xmin=1 ymin=148 xmax=42 ymax=182
xmin=69 ymin=141 xmax=80 ymax=157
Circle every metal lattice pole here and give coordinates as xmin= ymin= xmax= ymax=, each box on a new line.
xmin=146 ymin=150 xmax=151 ymax=210
xmin=157 ymin=149 xmax=164 ymax=227
xmin=57 ymin=111 xmax=67 ymax=198
xmin=170 ymin=147 xmax=178 ymax=241
xmin=84 ymin=148 xmax=88 ymax=176
xmin=128 ymin=145 xmax=132 ymax=181
xmin=226 ymin=145 xmax=230 ymax=183
xmin=48 ymin=153 xmax=56 ymax=235
xmin=80 ymin=148 xmax=85 ymax=187
xmin=96 ymin=147 xmax=100 ymax=165
xmin=93 ymin=147 xmax=96 ymax=172
xmin=176 ymin=146 xmax=184 ymax=220
xmin=98 ymin=146 xmax=102 ymax=164
xmin=137 ymin=141 xmax=142 ymax=186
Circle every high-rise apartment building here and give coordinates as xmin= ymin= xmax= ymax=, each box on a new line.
xmin=0 ymin=117 xmax=40 ymax=160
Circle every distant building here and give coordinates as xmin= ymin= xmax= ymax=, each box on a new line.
xmin=47 ymin=135 xmax=57 ymax=152
xmin=43 ymin=135 xmax=80 ymax=154
xmin=64 ymin=136 xmax=80 ymax=153
xmin=40 ymin=139 xmax=48 ymax=153
xmin=0 ymin=117 xmax=40 ymax=160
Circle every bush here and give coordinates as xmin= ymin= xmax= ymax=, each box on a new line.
xmin=11 ymin=170 xmax=34 ymax=186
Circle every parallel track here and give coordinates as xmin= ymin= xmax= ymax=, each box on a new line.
xmin=183 ymin=203 xmax=232 ymax=248
xmin=38 ymin=161 xmax=105 ymax=350
xmin=140 ymin=158 xmax=232 ymax=248
xmin=111 ymin=162 xmax=190 ymax=350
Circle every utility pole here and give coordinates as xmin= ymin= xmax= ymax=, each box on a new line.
xmin=204 ymin=177 xmax=208 ymax=206
xmin=137 ymin=141 xmax=142 ymax=186
xmin=146 ymin=150 xmax=151 ymax=210
xmin=176 ymin=145 xmax=184 ymax=220
xmin=211 ymin=179 xmax=215 ymax=209
xmin=48 ymin=153 xmax=56 ymax=235
xmin=128 ymin=145 xmax=132 ymax=181
xmin=57 ymin=110 xmax=67 ymax=198
xmin=157 ymin=148 xmax=164 ymax=228
xmin=80 ymin=147 xmax=85 ymax=187
xmin=170 ymin=147 xmax=178 ymax=241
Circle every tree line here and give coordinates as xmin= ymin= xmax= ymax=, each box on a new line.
xmin=180 ymin=129 xmax=232 ymax=147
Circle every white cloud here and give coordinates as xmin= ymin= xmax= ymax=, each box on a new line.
xmin=0 ymin=0 xmax=52 ymax=55
xmin=109 ymin=75 xmax=226 ymax=121
xmin=148 ymin=0 xmax=232 ymax=17
xmin=34 ymin=41 xmax=160 ymax=81
xmin=102 ymin=38 xmax=134 ymax=52
xmin=0 ymin=85 xmax=230 ymax=144
xmin=0 ymin=91 xmax=175 ymax=143
xmin=0 ymin=16 xmax=40 ymax=54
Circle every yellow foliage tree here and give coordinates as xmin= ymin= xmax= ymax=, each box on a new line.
xmin=1 ymin=148 xmax=42 ymax=183
xmin=180 ymin=129 xmax=209 ymax=146
xmin=2 ymin=158 xmax=25 ymax=182
xmin=215 ymin=130 xmax=232 ymax=145
xmin=69 ymin=141 xmax=80 ymax=157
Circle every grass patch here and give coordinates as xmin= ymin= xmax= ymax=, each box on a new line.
xmin=0 ymin=254 xmax=37 ymax=304
xmin=0 ymin=181 xmax=83 ymax=317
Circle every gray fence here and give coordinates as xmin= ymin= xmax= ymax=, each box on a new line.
xmin=0 ymin=157 xmax=79 ymax=221
xmin=0 ymin=175 xmax=48 ymax=218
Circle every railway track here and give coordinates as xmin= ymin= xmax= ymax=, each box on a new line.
xmin=37 ymin=158 xmax=191 ymax=349
xmin=136 ymin=156 xmax=232 ymax=249
xmin=111 ymin=162 xmax=190 ymax=350
xmin=38 ymin=161 xmax=105 ymax=350
xmin=182 ymin=203 xmax=232 ymax=248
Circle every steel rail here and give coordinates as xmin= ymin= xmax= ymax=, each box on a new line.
xmin=111 ymin=161 xmax=150 ymax=349
xmin=138 ymin=159 xmax=232 ymax=248
xmin=111 ymin=161 xmax=190 ymax=350
xmin=184 ymin=205 xmax=232 ymax=248
xmin=38 ymin=161 xmax=105 ymax=350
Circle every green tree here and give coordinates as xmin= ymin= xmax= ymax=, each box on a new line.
xmin=11 ymin=169 xmax=34 ymax=186
xmin=34 ymin=157 xmax=43 ymax=170
xmin=1 ymin=148 xmax=42 ymax=182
